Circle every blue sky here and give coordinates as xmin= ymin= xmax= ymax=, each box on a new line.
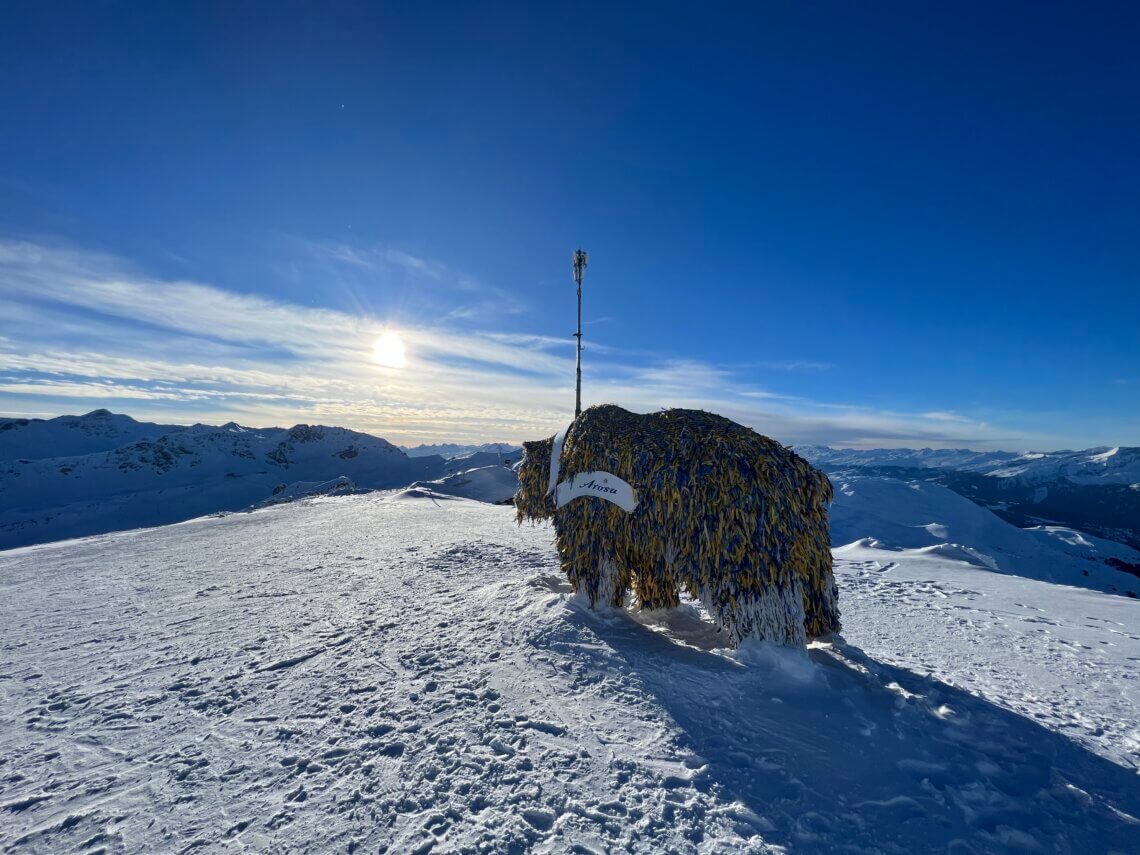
xmin=1 ymin=3 xmax=1137 ymax=448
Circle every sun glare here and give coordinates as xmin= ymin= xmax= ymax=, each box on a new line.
xmin=372 ymin=331 xmax=407 ymax=368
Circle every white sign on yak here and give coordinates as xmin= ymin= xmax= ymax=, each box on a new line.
xmin=555 ymin=471 xmax=638 ymax=513
xmin=546 ymin=422 xmax=638 ymax=513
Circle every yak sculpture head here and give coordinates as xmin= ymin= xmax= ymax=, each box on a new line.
xmin=515 ymin=436 xmax=555 ymax=522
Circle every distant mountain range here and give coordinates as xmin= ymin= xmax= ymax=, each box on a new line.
xmin=0 ymin=408 xmax=180 ymax=459
xmin=797 ymin=445 xmax=1140 ymax=486
xmin=401 ymin=441 xmax=522 ymax=460
xmin=0 ymin=410 xmax=514 ymax=549
xmin=799 ymin=445 xmax=1140 ymax=552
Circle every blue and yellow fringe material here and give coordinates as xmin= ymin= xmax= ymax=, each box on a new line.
xmin=516 ymin=405 xmax=840 ymax=647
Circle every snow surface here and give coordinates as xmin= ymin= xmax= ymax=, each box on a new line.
xmin=2 ymin=495 xmax=1138 ymax=853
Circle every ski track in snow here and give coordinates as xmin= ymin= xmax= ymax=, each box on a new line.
xmin=1 ymin=495 xmax=1138 ymax=854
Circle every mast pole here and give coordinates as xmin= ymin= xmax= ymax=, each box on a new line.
xmin=572 ymin=248 xmax=588 ymax=418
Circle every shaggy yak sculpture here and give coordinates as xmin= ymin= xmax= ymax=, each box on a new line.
xmin=516 ymin=405 xmax=839 ymax=648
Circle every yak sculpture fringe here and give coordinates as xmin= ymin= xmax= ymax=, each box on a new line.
xmin=515 ymin=405 xmax=839 ymax=648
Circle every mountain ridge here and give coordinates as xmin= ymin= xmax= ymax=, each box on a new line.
xmin=0 ymin=415 xmax=458 ymax=548
xmin=798 ymin=444 xmax=1140 ymax=486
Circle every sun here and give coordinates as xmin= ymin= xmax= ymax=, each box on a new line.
xmin=372 ymin=331 xmax=407 ymax=368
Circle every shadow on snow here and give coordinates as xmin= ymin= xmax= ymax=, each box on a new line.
xmin=546 ymin=594 xmax=1140 ymax=854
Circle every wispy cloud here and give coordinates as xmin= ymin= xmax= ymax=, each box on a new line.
xmin=308 ymin=242 xmax=446 ymax=278
xmin=921 ymin=411 xmax=971 ymax=423
xmin=0 ymin=238 xmax=1045 ymax=448
xmin=296 ymin=238 xmax=525 ymax=319
xmin=757 ymin=360 xmax=832 ymax=372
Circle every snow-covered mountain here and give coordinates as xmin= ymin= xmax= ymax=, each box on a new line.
xmin=0 ymin=411 xmax=533 ymax=548
xmin=801 ymin=444 xmax=1140 ymax=551
xmin=0 ymin=408 xmax=181 ymax=460
xmin=401 ymin=441 xmax=522 ymax=459
xmin=0 ymin=418 xmax=450 ymax=549
xmin=438 ymin=449 xmax=524 ymax=471
xmin=797 ymin=445 xmax=1018 ymax=473
xmin=799 ymin=444 xmax=1140 ymax=486
xmin=987 ymin=446 xmax=1140 ymax=485
xmin=2 ymin=494 xmax=1137 ymax=853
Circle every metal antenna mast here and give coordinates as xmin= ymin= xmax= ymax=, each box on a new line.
xmin=572 ymin=248 xmax=588 ymax=418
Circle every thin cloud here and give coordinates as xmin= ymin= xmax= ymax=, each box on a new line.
xmin=757 ymin=360 xmax=833 ymax=372
xmin=296 ymin=237 xmax=525 ymax=317
xmin=921 ymin=411 xmax=970 ymax=423
xmin=303 ymin=240 xmax=446 ymax=279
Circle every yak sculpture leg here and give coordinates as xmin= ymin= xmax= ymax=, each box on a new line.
xmin=803 ymin=568 xmax=841 ymax=639
xmin=701 ymin=577 xmax=808 ymax=648
xmin=630 ymin=542 xmax=682 ymax=610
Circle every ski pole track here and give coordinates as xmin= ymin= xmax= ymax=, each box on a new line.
xmin=1 ymin=494 xmax=1137 ymax=853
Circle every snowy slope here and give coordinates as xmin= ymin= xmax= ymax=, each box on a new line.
xmin=0 ymin=422 xmax=444 ymax=549
xmin=253 ymin=476 xmax=364 ymax=507
xmin=1 ymin=496 xmax=1137 ymax=853
xmin=830 ymin=475 xmax=1140 ymax=597
xmin=404 ymin=465 xmax=519 ymax=504
xmin=0 ymin=409 xmax=181 ymax=461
